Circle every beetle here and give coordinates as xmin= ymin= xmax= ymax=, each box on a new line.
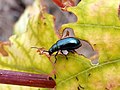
xmin=48 ymin=37 xmax=82 ymax=63
xmin=32 ymin=37 xmax=82 ymax=63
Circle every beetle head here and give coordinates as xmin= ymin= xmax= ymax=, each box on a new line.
xmin=48 ymin=44 xmax=58 ymax=56
xmin=48 ymin=49 xmax=53 ymax=56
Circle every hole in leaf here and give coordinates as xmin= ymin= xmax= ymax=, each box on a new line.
xmin=61 ymin=28 xmax=99 ymax=65
xmin=40 ymin=1 xmax=77 ymax=32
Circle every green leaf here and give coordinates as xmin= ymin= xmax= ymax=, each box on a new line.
xmin=59 ymin=0 xmax=120 ymax=89
xmin=0 ymin=0 xmax=57 ymax=89
xmin=0 ymin=0 xmax=120 ymax=90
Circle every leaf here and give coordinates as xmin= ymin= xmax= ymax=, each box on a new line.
xmin=0 ymin=0 xmax=120 ymax=90
xmin=0 ymin=0 xmax=57 ymax=89
xmin=59 ymin=0 xmax=120 ymax=89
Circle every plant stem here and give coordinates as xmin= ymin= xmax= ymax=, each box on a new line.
xmin=0 ymin=69 xmax=56 ymax=88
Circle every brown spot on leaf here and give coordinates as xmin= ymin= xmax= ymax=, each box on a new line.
xmin=61 ymin=28 xmax=75 ymax=38
xmin=77 ymin=86 xmax=80 ymax=90
xmin=78 ymin=84 xmax=84 ymax=89
xmin=118 ymin=4 xmax=120 ymax=20
xmin=76 ymin=77 xmax=79 ymax=81
xmin=105 ymin=80 xmax=120 ymax=90
xmin=0 ymin=41 xmax=11 ymax=56
xmin=88 ymin=73 xmax=91 ymax=77
xmin=66 ymin=31 xmax=70 ymax=37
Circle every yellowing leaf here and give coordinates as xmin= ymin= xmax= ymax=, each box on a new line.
xmin=59 ymin=0 xmax=120 ymax=89
xmin=0 ymin=0 xmax=120 ymax=90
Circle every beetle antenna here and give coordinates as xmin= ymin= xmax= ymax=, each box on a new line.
xmin=31 ymin=46 xmax=49 ymax=52
xmin=31 ymin=46 xmax=39 ymax=49
xmin=44 ymin=50 xmax=49 ymax=52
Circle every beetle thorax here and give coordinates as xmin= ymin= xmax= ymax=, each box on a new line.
xmin=48 ymin=44 xmax=59 ymax=55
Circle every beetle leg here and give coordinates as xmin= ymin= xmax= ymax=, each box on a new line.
xmin=61 ymin=50 xmax=68 ymax=60
xmin=54 ymin=51 xmax=59 ymax=63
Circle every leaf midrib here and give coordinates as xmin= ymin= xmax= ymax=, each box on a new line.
xmin=73 ymin=23 xmax=120 ymax=30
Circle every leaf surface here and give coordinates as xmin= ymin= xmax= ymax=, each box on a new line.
xmin=0 ymin=0 xmax=120 ymax=90
xmin=59 ymin=0 xmax=120 ymax=89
